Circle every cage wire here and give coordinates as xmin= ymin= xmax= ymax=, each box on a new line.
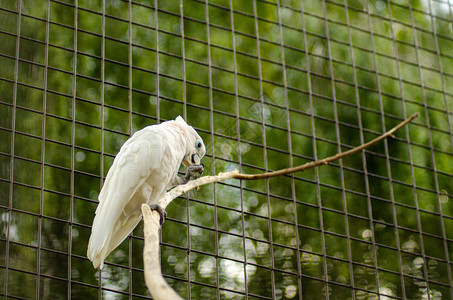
xmin=0 ymin=0 xmax=452 ymax=299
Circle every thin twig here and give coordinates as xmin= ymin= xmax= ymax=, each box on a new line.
xmin=232 ymin=112 xmax=419 ymax=180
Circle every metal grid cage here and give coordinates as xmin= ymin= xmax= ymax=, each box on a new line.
xmin=0 ymin=0 xmax=452 ymax=299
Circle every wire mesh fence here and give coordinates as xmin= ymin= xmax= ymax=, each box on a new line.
xmin=0 ymin=0 xmax=452 ymax=299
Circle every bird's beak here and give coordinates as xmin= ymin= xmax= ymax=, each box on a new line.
xmin=183 ymin=154 xmax=201 ymax=167
xmin=191 ymin=153 xmax=201 ymax=165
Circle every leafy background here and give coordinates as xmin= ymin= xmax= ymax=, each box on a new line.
xmin=0 ymin=0 xmax=452 ymax=299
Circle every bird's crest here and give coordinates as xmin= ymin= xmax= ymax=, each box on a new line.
xmin=175 ymin=116 xmax=187 ymax=124
xmin=165 ymin=116 xmax=187 ymax=136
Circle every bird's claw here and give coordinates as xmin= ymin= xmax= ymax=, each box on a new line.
xmin=148 ymin=203 xmax=167 ymax=225
xmin=185 ymin=163 xmax=204 ymax=181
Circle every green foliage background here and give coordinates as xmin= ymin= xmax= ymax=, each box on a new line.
xmin=0 ymin=0 xmax=452 ymax=299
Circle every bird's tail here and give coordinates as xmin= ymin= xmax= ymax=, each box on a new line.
xmin=87 ymin=215 xmax=113 ymax=269
xmin=87 ymin=194 xmax=121 ymax=269
xmin=87 ymin=205 xmax=142 ymax=269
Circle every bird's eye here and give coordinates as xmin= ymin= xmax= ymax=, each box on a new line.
xmin=195 ymin=140 xmax=202 ymax=149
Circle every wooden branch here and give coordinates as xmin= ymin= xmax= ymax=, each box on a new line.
xmin=232 ymin=112 xmax=420 ymax=180
xmin=142 ymin=112 xmax=419 ymax=298
xmin=141 ymin=204 xmax=183 ymax=300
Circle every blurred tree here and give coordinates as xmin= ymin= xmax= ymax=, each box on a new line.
xmin=0 ymin=0 xmax=452 ymax=299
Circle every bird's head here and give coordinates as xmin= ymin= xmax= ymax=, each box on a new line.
xmin=174 ymin=116 xmax=206 ymax=167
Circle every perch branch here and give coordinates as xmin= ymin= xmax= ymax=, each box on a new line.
xmin=142 ymin=112 xmax=418 ymax=299
xmin=141 ymin=204 xmax=183 ymax=300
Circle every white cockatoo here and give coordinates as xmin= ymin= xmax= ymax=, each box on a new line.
xmin=87 ymin=116 xmax=205 ymax=269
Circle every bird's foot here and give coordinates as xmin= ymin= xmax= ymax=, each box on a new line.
xmin=183 ymin=163 xmax=204 ymax=182
xmin=148 ymin=203 xmax=167 ymax=225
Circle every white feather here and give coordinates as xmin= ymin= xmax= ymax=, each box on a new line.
xmin=87 ymin=117 xmax=204 ymax=269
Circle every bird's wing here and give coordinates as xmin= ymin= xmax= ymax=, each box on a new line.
xmin=87 ymin=128 xmax=165 ymax=268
